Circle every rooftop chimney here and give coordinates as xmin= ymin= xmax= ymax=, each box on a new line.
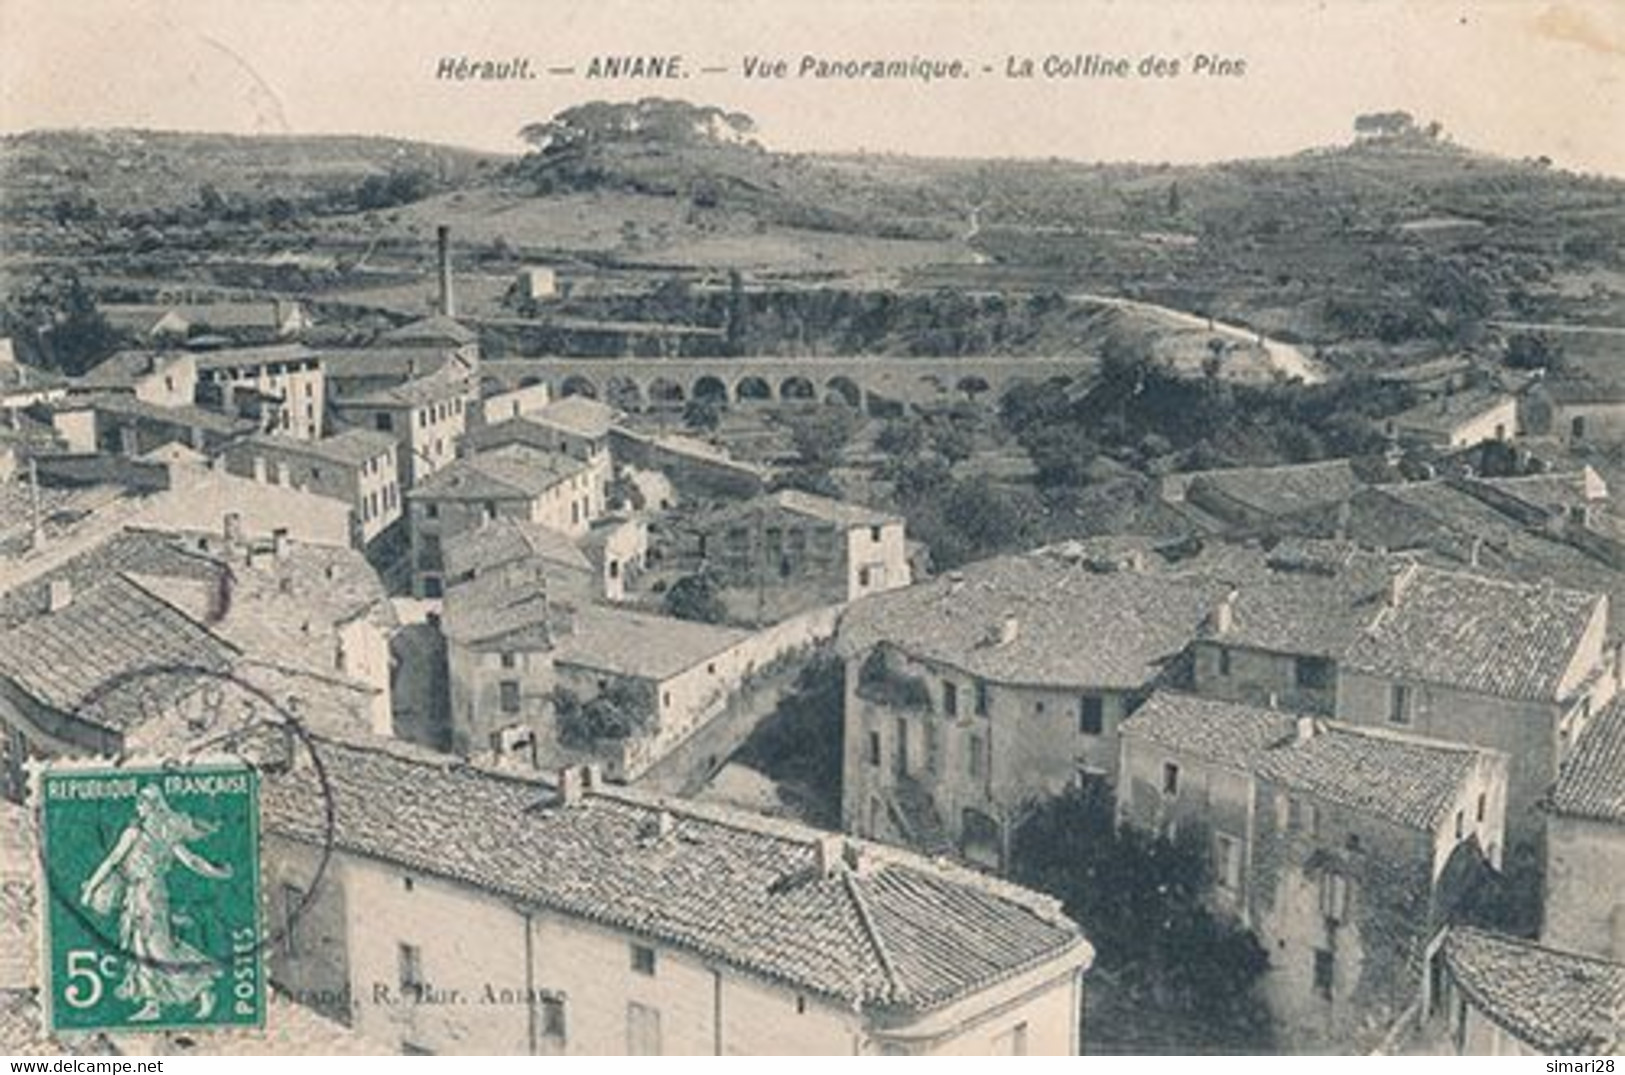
xmin=47 ymin=578 xmax=73 ymax=613
xmin=222 ymin=512 xmax=243 ymax=547
xmin=1211 ymin=589 xmax=1237 ymax=635
xmin=1386 ymin=562 xmax=1417 ymax=608
xmin=557 ymin=765 xmax=584 ymax=807
xmin=654 ymin=810 xmax=675 ymax=841
xmin=814 ymin=833 xmax=845 ymax=878
xmin=1468 ymin=536 xmax=1484 ymax=567
xmin=1294 ymin=715 xmax=1318 ymax=744
xmin=989 ymin=614 xmax=1020 ymax=647
xmin=271 ymin=527 xmax=289 ymax=560
xmin=583 ymin=763 xmax=603 ymax=792
xmin=436 ymin=225 xmax=455 ymax=319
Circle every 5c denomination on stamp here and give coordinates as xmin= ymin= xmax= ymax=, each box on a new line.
xmin=39 ymin=760 xmax=264 ymax=1035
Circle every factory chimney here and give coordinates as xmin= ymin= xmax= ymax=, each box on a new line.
xmin=436 ymin=224 xmax=455 ymax=318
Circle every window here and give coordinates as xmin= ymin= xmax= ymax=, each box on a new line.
xmin=540 ymin=994 xmax=567 ymax=1042
xmin=423 ymin=576 xmax=443 ymax=599
xmin=1079 ymin=695 xmax=1104 ymax=736
xmin=968 ymin=733 xmax=986 ymax=780
xmin=858 ymin=566 xmax=871 ymax=588
xmin=484 ymin=500 xmax=498 ymax=522
xmin=1572 ymin=415 xmax=1587 ymax=440
xmin=500 ymin=652 xmax=516 ymax=670
xmin=1454 ymin=810 xmax=1465 ymax=840
xmin=375 ymin=412 xmax=393 ymax=432
xmin=1162 ymin=761 xmax=1180 ymax=797
xmin=1320 ymin=873 xmax=1350 ymax=923
xmin=1217 ymin=647 xmax=1232 ymax=677
xmin=498 ymin=680 xmax=520 ymax=714
xmin=1313 ymin=949 xmax=1334 ymax=1000
xmin=870 ymin=525 xmax=883 ymax=543
xmin=1476 ymin=793 xmax=1486 ymax=823
xmin=630 ymin=943 xmax=657 ymax=976
xmin=795 ymin=995 xmax=807 ymax=1015
xmin=974 ymin=680 xmax=989 ymax=717
xmin=992 ymin=1022 xmax=1029 ymax=1056
xmin=398 ymin=943 xmax=424 ymax=999
xmin=279 ymin=883 xmax=303 ymax=958
xmin=1389 ymin=684 xmax=1411 ymax=725
xmin=867 ymin=731 xmax=881 ymax=767
xmin=1306 ymin=802 xmax=1321 ymax=838
xmin=1214 ymin=833 xmax=1243 ymax=892
xmin=425 ymin=503 xmax=439 ymax=520
xmin=1296 ymin=656 xmax=1333 ymax=690
xmin=626 ymin=1002 xmax=661 ymax=1056
xmin=943 ymin=681 xmax=959 ymax=717
xmin=925 ymin=721 xmax=939 ymax=775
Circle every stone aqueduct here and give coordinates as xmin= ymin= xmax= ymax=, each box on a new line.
xmin=516 ymin=356 xmax=1100 ymax=410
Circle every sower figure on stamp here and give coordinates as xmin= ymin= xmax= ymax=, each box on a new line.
xmin=79 ymin=785 xmax=234 ymax=1022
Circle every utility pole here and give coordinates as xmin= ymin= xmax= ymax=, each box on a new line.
xmin=28 ymin=455 xmax=43 ymax=552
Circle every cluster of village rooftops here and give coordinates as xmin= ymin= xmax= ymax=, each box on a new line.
xmin=2 ymin=255 xmax=1624 ymax=1055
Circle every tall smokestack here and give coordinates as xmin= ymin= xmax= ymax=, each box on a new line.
xmin=436 ymin=224 xmax=455 ymax=318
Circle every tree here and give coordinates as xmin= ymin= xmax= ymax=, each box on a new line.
xmin=552 ymin=682 xmax=656 ymax=747
xmin=682 ymin=397 xmax=722 ymax=432
xmin=663 ymin=572 xmax=729 ymax=624
xmin=786 ymin=406 xmax=858 ymax=470
xmin=39 ymin=276 xmax=119 ymax=376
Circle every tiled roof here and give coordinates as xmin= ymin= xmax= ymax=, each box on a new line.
xmin=1255 ymin=722 xmax=1490 ymax=832
xmin=412 ymin=444 xmax=588 ymax=501
xmin=441 ymin=569 xmax=558 ymax=646
xmin=1545 ymin=379 xmax=1625 ymax=406
xmin=1389 ymin=389 xmax=1514 ymax=436
xmin=1122 ymin=692 xmax=1495 ymax=831
xmin=771 ymin=489 xmax=899 ymax=528
xmin=1183 ymin=459 xmax=1365 ymax=517
xmin=240 ymin=429 xmax=397 ymax=467
xmin=381 ymin=315 xmax=478 ymax=346
xmin=1207 ymin=548 xmax=1398 ymax=658
xmin=261 ymin=735 xmax=1087 ymax=1013
xmin=0 ymin=528 xmax=224 ymax=630
xmin=192 ymin=343 xmax=320 ymax=372
xmin=555 ymin=606 xmax=750 ymax=682
xmin=442 ymin=517 xmax=591 ymax=580
xmin=1118 ymin=691 xmax=1290 ymax=772
xmin=531 ymin=395 xmax=617 ymax=439
xmin=838 ymin=555 xmax=1230 ymax=690
xmin=1444 ymin=928 xmax=1625 ymax=1054
xmin=323 ymin=346 xmax=457 ymax=383
xmin=340 ymin=373 xmax=466 ymax=409
xmin=0 ymin=573 xmax=237 ymax=732
xmin=1343 ymin=564 xmax=1602 ymax=701
xmin=66 ymin=392 xmax=251 ymax=435
xmin=1550 ymin=699 xmax=1625 ymax=824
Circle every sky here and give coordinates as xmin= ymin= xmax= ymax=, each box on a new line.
xmin=2 ymin=0 xmax=1622 ymax=174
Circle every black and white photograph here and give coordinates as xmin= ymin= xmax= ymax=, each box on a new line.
xmin=1 ymin=0 xmax=1622 ymax=1058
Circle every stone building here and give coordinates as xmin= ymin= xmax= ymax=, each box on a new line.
xmin=223 ymin=429 xmax=402 ymax=547
xmin=406 ymin=444 xmax=597 ymax=598
xmin=329 ymin=374 xmax=470 ymax=489
xmin=261 ymin=738 xmax=1095 ymax=1055
xmin=837 ymin=553 xmax=1228 ymax=867
xmin=194 ymin=343 xmax=327 ymax=441
xmin=1436 ymin=928 xmax=1624 ymax=1055
xmin=1542 ymin=697 xmax=1625 ymax=962
xmin=1117 ymin=691 xmax=1509 ymax=1052
xmin=1385 ymin=389 xmax=1518 ymax=450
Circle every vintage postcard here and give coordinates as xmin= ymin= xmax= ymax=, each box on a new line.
xmin=0 ymin=0 xmax=1622 ymax=1059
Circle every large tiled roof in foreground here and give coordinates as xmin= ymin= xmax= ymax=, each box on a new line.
xmin=1444 ymin=928 xmax=1625 ymax=1055
xmin=1550 ymin=699 xmax=1625 ymax=824
xmin=262 ymin=735 xmax=1088 ymax=1013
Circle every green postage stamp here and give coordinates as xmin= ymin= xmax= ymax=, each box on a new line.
xmin=38 ymin=761 xmax=264 ymax=1034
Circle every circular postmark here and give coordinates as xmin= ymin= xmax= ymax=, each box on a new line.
xmin=29 ymin=661 xmax=338 ymax=1032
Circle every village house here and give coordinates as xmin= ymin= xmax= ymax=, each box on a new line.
xmin=1333 ymin=562 xmax=1613 ymax=855
xmin=51 ymin=392 xmax=254 ymax=456
xmin=837 ymin=553 xmax=1229 ymax=867
xmin=1435 ymin=928 xmax=1624 ymax=1055
xmin=260 ymin=739 xmax=1094 ymax=1055
xmin=477 ymin=360 xmax=554 ymax=426
xmin=581 ymin=516 xmax=648 ymax=603
xmin=74 ymin=349 xmax=198 ymax=408
xmin=323 ymin=346 xmax=474 ymax=405
xmin=1158 ymin=460 xmax=1367 ymax=533
xmin=1539 ymin=380 xmax=1625 ymax=445
xmin=379 ymin=313 xmax=480 ymax=364
xmin=683 ymin=490 xmax=910 ymax=607
xmin=329 ymin=374 xmax=468 ymax=490
xmin=0 ymin=359 xmax=68 ymax=413
xmin=192 ymin=343 xmax=327 ymax=441
xmin=406 ymin=444 xmax=597 ymax=598
xmin=1542 ymin=697 xmax=1625 ymax=962
xmin=463 ymin=396 xmax=617 ymax=508
xmin=0 ymin=572 xmax=237 ymax=801
xmin=1385 ymin=388 xmax=1518 ymax=450
xmin=442 ymin=517 xmax=597 ymax=601
xmin=222 ymin=429 xmax=402 ymax=546
xmin=101 ymin=300 xmax=312 ymax=345
xmin=1116 ymin=690 xmax=1509 ymax=1052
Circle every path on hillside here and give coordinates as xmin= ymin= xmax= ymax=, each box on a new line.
xmin=1488 ymin=320 xmax=1625 ymax=337
xmin=1072 ymin=291 xmax=1328 ymax=384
